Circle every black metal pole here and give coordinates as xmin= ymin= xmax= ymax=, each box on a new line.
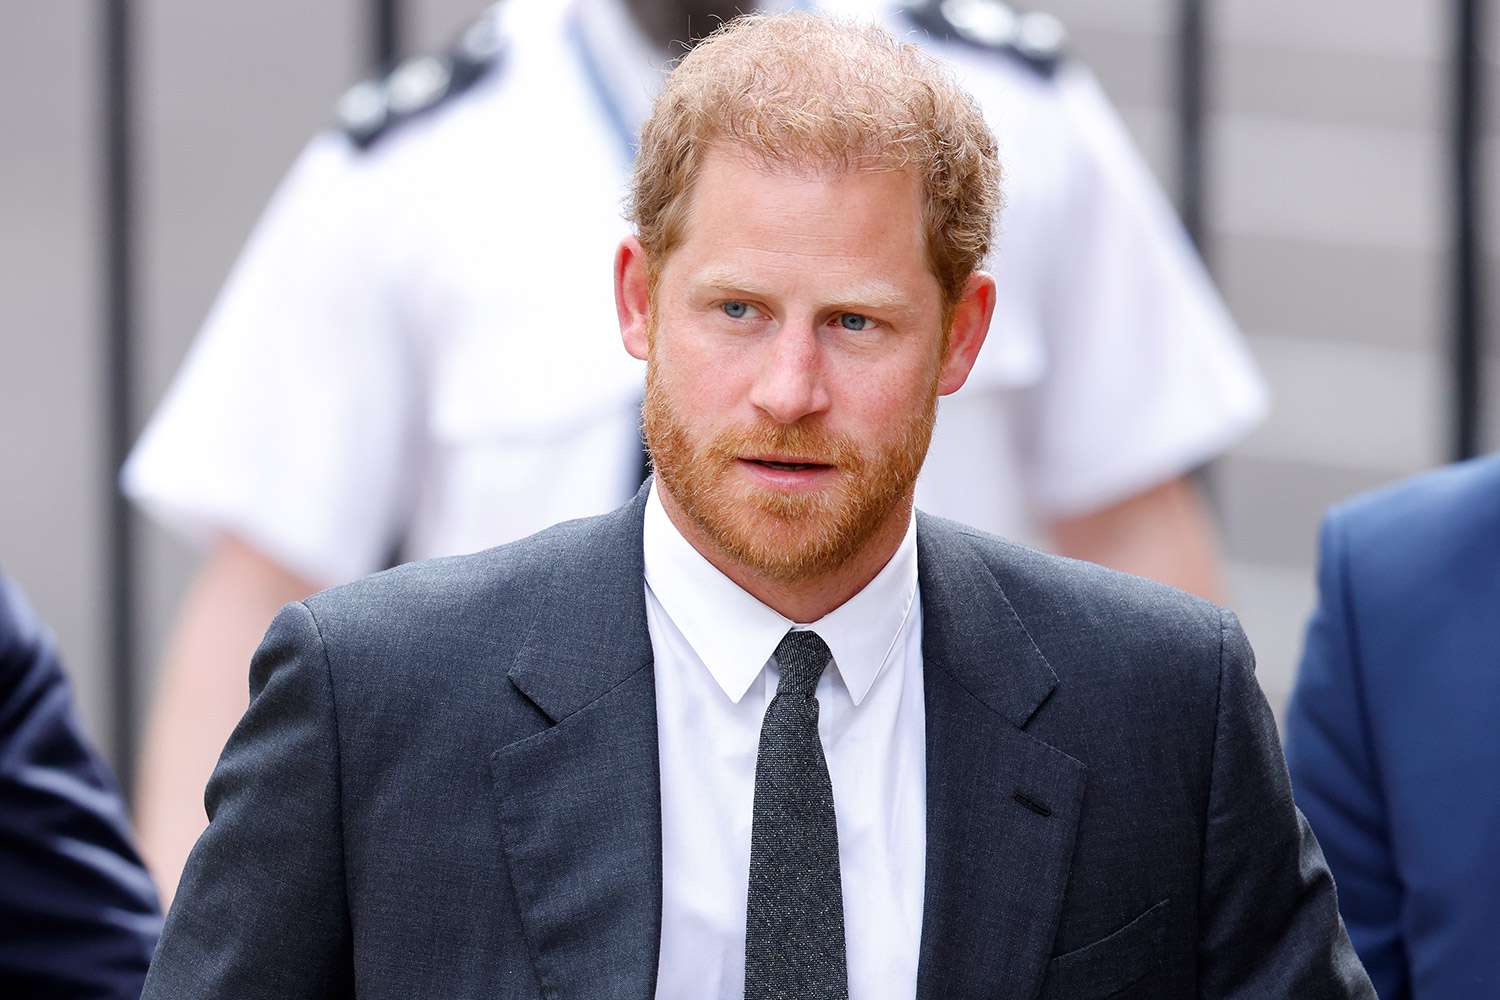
xmin=100 ymin=0 xmax=137 ymax=796
xmin=1174 ymin=0 xmax=1221 ymax=503
xmin=1175 ymin=0 xmax=1209 ymax=262
xmin=1450 ymin=0 xmax=1486 ymax=461
xmin=372 ymin=0 xmax=404 ymax=71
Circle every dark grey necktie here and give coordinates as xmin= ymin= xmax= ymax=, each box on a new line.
xmin=744 ymin=629 xmax=848 ymax=1000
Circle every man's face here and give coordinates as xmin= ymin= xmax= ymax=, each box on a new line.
xmin=621 ymin=146 xmax=990 ymax=582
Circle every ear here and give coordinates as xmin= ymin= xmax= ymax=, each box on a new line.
xmin=936 ymin=271 xmax=997 ymax=396
xmin=615 ymin=236 xmax=652 ymax=361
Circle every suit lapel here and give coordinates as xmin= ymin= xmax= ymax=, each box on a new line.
xmin=914 ymin=516 xmax=1087 ymax=1000
xmin=489 ymin=489 xmax=662 ymax=1000
xmin=486 ymin=500 xmax=1085 ymax=998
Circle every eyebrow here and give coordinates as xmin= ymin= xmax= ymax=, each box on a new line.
xmin=691 ymin=268 xmax=913 ymax=314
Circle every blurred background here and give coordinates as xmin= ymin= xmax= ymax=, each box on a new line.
xmin=1 ymin=0 xmax=1494 ymax=789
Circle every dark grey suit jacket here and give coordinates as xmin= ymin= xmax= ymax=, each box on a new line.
xmin=143 ymin=489 xmax=1372 ymax=999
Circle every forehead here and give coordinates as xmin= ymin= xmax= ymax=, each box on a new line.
xmin=664 ymin=146 xmax=935 ymax=300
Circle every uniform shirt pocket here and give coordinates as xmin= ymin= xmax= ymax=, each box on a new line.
xmin=1037 ymin=898 xmax=1168 ymax=1000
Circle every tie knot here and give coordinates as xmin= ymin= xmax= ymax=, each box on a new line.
xmin=773 ymin=630 xmax=833 ymax=697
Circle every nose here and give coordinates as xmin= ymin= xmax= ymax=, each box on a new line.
xmin=748 ymin=319 xmax=831 ymax=425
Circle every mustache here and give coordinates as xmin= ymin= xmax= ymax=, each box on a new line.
xmin=704 ymin=421 xmax=865 ymax=469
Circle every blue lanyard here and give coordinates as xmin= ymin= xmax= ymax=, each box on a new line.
xmin=565 ymin=4 xmax=639 ymax=167
xmin=565 ymin=0 xmax=818 ymax=167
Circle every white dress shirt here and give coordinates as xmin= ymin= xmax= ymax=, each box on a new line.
xmin=645 ymin=485 xmax=927 ymax=999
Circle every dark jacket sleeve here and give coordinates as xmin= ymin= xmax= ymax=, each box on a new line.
xmin=0 ymin=574 xmax=161 ymax=999
xmin=142 ymin=601 xmax=354 ymax=999
xmin=1285 ymin=513 xmax=1409 ymax=999
xmin=1195 ymin=609 xmax=1374 ymax=998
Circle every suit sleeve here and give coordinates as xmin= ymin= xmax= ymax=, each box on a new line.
xmin=142 ymin=601 xmax=354 ymax=999
xmin=1285 ymin=513 xmax=1409 ymax=999
xmin=1195 ymin=609 xmax=1374 ymax=998
xmin=0 ymin=578 xmax=161 ymax=999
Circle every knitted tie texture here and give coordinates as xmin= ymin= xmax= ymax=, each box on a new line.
xmin=743 ymin=629 xmax=848 ymax=1000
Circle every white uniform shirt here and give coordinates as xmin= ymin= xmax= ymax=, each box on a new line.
xmin=644 ymin=485 xmax=926 ymax=999
xmin=124 ymin=0 xmax=1267 ymax=585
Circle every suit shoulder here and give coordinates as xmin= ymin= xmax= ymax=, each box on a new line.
xmin=1321 ymin=455 xmax=1500 ymax=625
xmin=938 ymin=516 xmax=1221 ymax=633
xmin=1331 ymin=454 xmax=1500 ymax=546
xmin=0 ymin=572 xmax=42 ymax=662
xmin=923 ymin=515 xmax=1227 ymax=685
xmin=301 ymin=511 xmax=605 ymax=644
xmin=0 ymin=573 xmax=68 ymax=702
xmin=283 ymin=499 xmax=642 ymax=743
xmin=922 ymin=518 xmax=1234 ymax=788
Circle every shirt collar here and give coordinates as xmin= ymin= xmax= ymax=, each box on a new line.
xmin=643 ymin=483 xmax=919 ymax=707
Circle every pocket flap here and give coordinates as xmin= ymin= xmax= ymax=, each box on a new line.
xmin=1038 ymin=898 xmax=1169 ymax=1000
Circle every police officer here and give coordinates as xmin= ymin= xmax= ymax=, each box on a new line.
xmin=125 ymin=0 xmax=1265 ymax=901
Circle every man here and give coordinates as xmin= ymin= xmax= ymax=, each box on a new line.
xmin=1286 ymin=454 xmax=1500 ymax=999
xmin=147 ymin=15 xmax=1364 ymax=998
xmin=0 ymin=572 xmax=161 ymax=997
xmin=125 ymin=0 xmax=1263 ymax=903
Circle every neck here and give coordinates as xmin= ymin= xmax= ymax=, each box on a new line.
xmin=621 ymin=0 xmax=749 ymax=53
xmin=656 ymin=485 xmax=914 ymax=623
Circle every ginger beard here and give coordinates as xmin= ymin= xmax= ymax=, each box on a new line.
xmin=642 ymin=314 xmax=944 ymax=584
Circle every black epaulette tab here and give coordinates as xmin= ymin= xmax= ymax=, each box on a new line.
xmin=900 ymin=0 xmax=1067 ymax=78
xmin=336 ymin=5 xmax=507 ymax=151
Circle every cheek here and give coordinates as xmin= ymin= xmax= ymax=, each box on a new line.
xmin=826 ymin=352 xmax=939 ymax=427
xmin=651 ymin=334 xmax=751 ymax=418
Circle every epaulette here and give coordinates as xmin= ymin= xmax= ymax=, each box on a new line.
xmin=899 ymin=0 xmax=1066 ymax=78
xmin=336 ymin=5 xmax=507 ymax=151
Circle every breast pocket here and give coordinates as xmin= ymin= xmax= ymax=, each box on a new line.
xmin=1036 ymin=898 xmax=1168 ymax=1000
xmin=414 ymin=324 xmax=644 ymax=557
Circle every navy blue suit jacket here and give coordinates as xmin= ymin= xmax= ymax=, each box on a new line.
xmin=0 ymin=573 xmax=161 ymax=997
xmin=1287 ymin=455 xmax=1500 ymax=999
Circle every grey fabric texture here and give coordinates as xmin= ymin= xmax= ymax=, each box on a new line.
xmin=743 ymin=630 xmax=847 ymax=1000
xmin=141 ymin=485 xmax=1374 ymax=999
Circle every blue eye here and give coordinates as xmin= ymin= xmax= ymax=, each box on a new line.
xmin=838 ymin=313 xmax=873 ymax=331
xmin=722 ymin=301 xmax=749 ymax=319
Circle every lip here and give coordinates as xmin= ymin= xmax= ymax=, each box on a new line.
xmin=736 ymin=456 xmax=836 ymax=491
xmin=744 ymin=453 xmax=830 ymax=467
